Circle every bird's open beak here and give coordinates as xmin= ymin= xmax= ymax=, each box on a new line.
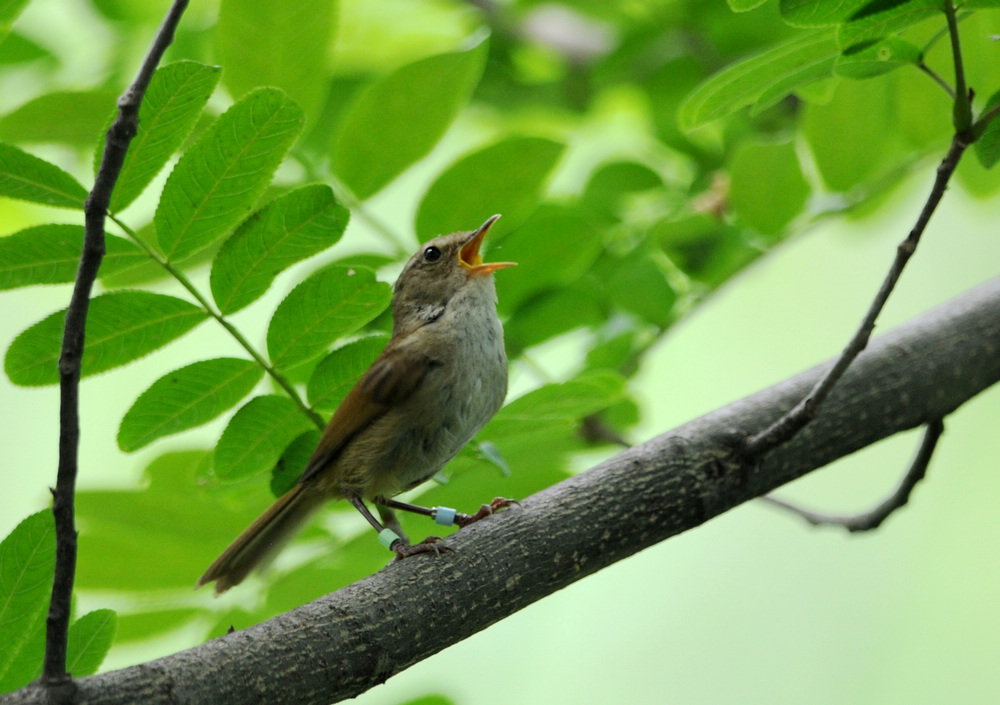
xmin=460 ymin=214 xmax=516 ymax=277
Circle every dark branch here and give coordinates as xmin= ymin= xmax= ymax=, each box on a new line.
xmin=744 ymin=131 xmax=970 ymax=456
xmin=43 ymin=0 xmax=190 ymax=696
xmin=761 ymin=418 xmax=944 ymax=532
xmin=7 ymin=275 xmax=999 ymax=705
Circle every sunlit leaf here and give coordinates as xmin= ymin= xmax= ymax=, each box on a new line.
xmin=306 ymin=335 xmax=388 ymax=413
xmin=214 ymin=395 xmax=315 ymax=482
xmin=0 ymin=224 xmax=145 ymax=290
xmin=0 ymin=511 xmax=54 ymax=693
xmin=155 ymin=87 xmax=304 ymax=261
xmin=837 ymin=0 xmax=941 ymax=50
xmin=217 ymin=0 xmax=335 ymax=123
xmin=0 ymin=90 xmax=118 ymax=145
xmin=331 ymin=40 xmax=487 ymax=199
xmin=679 ymin=30 xmax=839 ymax=130
xmin=5 ymin=291 xmax=208 ymax=386
xmin=118 ymin=358 xmax=264 ymax=451
xmin=729 ymin=140 xmax=809 ymax=234
xmin=75 ymin=451 xmax=274 ymax=590
xmin=780 ymin=0 xmax=869 ymax=26
xmin=834 ymin=36 xmax=922 ymax=78
xmin=210 ymin=185 xmax=349 ymax=314
xmin=109 ymin=61 xmax=222 ymax=212
xmin=66 ymin=610 xmax=117 ymax=677
xmin=0 ymin=142 xmax=88 ymax=209
xmin=974 ymin=90 xmax=1000 ymax=170
xmin=415 ymin=136 xmax=565 ymax=241
xmin=267 ymin=265 xmax=391 ymax=371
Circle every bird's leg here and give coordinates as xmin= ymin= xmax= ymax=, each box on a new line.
xmin=347 ymin=495 xmax=446 ymax=559
xmin=376 ymin=505 xmax=408 ymax=544
xmin=377 ymin=496 xmax=519 ymax=528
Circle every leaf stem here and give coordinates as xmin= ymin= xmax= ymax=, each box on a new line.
xmin=108 ymin=215 xmax=325 ymax=430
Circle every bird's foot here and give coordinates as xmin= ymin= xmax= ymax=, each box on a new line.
xmin=454 ymin=497 xmax=519 ymax=528
xmin=390 ymin=535 xmax=452 ymax=561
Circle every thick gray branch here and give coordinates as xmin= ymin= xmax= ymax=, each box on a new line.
xmin=6 ymin=276 xmax=1000 ymax=705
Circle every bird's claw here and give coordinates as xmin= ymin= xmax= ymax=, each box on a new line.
xmin=391 ymin=535 xmax=453 ymax=561
xmin=454 ymin=497 xmax=519 ymax=527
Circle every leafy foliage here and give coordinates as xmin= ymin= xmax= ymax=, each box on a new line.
xmin=0 ymin=0 xmax=997 ymax=681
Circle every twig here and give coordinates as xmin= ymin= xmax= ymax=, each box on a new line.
xmin=742 ymin=0 xmax=979 ymax=459
xmin=43 ymin=0 xmax=190 ymax=696
xmin=744 ymin=130 xmax=970 ymax=457
xmin=761 ymin=419 xmax=943 ymax=532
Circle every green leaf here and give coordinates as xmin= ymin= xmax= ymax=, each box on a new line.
xmin=217 ymin=0 xmax=335 ymax=123
xmin=679 ymin=30 xmax=839 ymax=130
xmin=0 ymin=511 xmax=54 ymax=693
xmin=0 ymin=0 xmax=30 ymax=44
xmin=780 ymin=0 xmax=869 ymax=27
xmin=974 ymin=91 xmax=1000 ymax=170
xmin=729 ymin=0 xmax=769 ymax=10
xmin=0 ymin=32 xmax=51 ymax=65
xmin=109 ymin=61 xmax=222 ymax=212
xmin=214 ymin=395 xmax=314 ymax=482
xmin=267 ymin=265 xmax=391 ymax=371
xmin=0 ymin=224 xmax=145 ymax=290
xmin=75 ymin=451 xmax=275 ymax=590
xmin=504 ymin=286 xmax=604 ymax=354
xmin=837 ymin=0 xmax=941 ymax=51
xmin=0 ymin=142 xmax=88 ymax=209
xmin=331 ymin=40 xmax=487 ymax=200
xmin=0 ymin=90 xmax=118 ymax=145
xmin=415 ymin=136 xmax=565 ymax=241
xmin=210 ymin=185 xmax=349 ymax=315
xmin=66 ymin=609 xmax=117 ymax=677
xmin=835 ymin=36 xmax=923 ymax=78
xmin=271 ymin=430 xmax=321 ymax=496
xmin=495 ymin=204 xmax=603 ymax=314
xmin=155 ymin=87 xmax=304 ymax=262
xmin=729 ymin=140 xmax=809 ymax=234
xmin=306 ymin=335 xmax=388 ymax=413
xmin=803 ymin=76 xmax=896 ymax=191
xmin=488 ymin=370 xmax=626 ymax=440
xmin=5 ymin=291 xmax=208 ymax=386
xmin=601 ymin=246 xmax=678 ymax=327
xmin=118 ymin=358 xmax=264 ymax=451
xmin=583 ymin=161 xmax=663 ymax=218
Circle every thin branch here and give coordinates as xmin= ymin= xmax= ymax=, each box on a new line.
xmin=944 ymin=0 xmax=972 ymax=132
xmin=43 ymin=0 xmax=190 ymax=696
xmin=744 ymin=131 xmax=970 ymax=457
xmin=6 ymin=275 xmax=998 ymax=705
xmin=761 ymin=418 xmax=943 ymax=532
xmin=107 ymin=215 xmax=325 ymax=430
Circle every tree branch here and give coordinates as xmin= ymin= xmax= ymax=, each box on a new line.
xmin=43 ymin=0 xmax=189 ymax=697
xmin=762 ymin=417 xmax=943 ymax=531
xmin=744 ymin=130 xmax=970 ymax=455
xmin=6 ymin=273 xmax=998 ymax=705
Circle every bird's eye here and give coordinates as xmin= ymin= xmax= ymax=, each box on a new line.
xmin=423 ymin=246 xmax=442 ymax=262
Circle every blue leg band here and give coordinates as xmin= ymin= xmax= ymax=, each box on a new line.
xmin=433 ymin=506 xmax=457 ymax=526
xmin=378 ymin=528 xmax=401 ymax=549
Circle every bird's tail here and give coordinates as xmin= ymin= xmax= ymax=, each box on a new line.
xmin=197 ymin=483 xmax=325 ymax=595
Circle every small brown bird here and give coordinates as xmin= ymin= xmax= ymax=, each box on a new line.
xmin=198 ymin=215 xmax=515 ymax=594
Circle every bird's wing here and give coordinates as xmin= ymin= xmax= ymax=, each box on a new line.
xmin=297 ymin=343 xmax=438 ymax=486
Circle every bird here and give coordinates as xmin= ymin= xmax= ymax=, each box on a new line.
xmin=197 ymin=214 xmax=516 ymax=594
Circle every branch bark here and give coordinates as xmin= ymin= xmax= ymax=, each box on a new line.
xmin=44 ymin=0 xmax=189 ymax=696
xmin=7 ymin=275 xmax=1000 ymax=705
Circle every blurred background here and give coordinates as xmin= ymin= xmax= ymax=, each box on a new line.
xmin=2 ymin=0 xmax=999 ymax=703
